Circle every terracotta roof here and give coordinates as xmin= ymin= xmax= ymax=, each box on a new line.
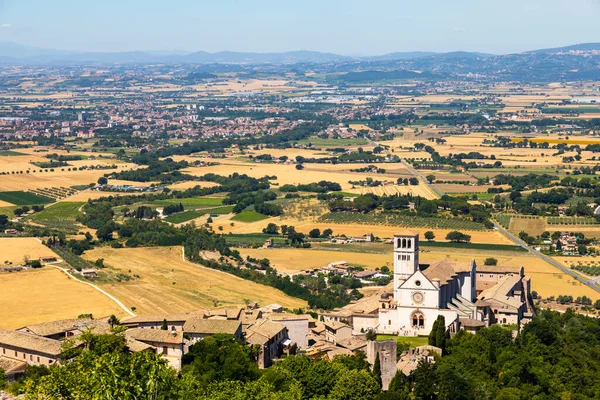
xmin=125 ymin=328 xmax=184 ymax=345
xmin=324 ymin=320 xmax=351 ymax=331
xmin=476 ymin=265 xmax=523 ymax=274
xmin=269 ymin=314 xmax=310 ymax=322
xmin=202 ymin=307 xmax=243 ymax=320
xmin=246 ymin=319 xmax=285 ymax=345
xmin=336 ymin=336 xmax=367 ymax=351
xmin=183 ymin=319 xmax=241 ymax=335
xmin=326 ymin=347 xmax=353 ymax=359
xmin=459 ymin=318 xmax=486 ymax=328
xmin=18 ymin=317 xmax=99 ymax=337
xmin=122 ymin=314 xmax=198 ymax=325
xmin=0 ymin=330 xmax=63 ymax=356
xmin=422 ymin=259 xmax=473 ymax=284
xmin=394 ymin=230 xmax=418 ymax=237
xmin=126 ymin=338 xmax=155 ymax=352
xmin=478 ymin=274 xmax=524 ymax=310
xmin=0 ymin=356 xmax=27 ymax=373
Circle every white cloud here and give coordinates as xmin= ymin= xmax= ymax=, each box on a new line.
xmin=453 ymin=27 xmax=467 ymax=32
xmin=0 ymin=23 xmax=12 ymax=28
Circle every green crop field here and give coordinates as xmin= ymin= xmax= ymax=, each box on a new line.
xmin=231 ymin=211 xmax=269 ymax=222
xmin=30 ymin=202 xmax=85 ymax=221
xmin=493 ymin=214 xmax=512 ymax=229
xmin=0 ymin=150 xmax=26 ymax=156
xmin=420 ymin=241 xmax=527 ymax=252
xmin=152 ymin=197 xmax=223 ymax=208
xmin=319 ymin=212 xmax=488 ymax=231
xmin=295 ymin=136 xmax=368 ymax=147
xmin=164 ymin=205 xmax=234 ymax=224
xmin=547 ymin=216 xmax=598 ymax=225
xmin=0 ymin=191 xmax=53 ymax=205
xmin=223 ymin=233 xmax=287 ymax=246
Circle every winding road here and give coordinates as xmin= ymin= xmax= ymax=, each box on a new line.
xmin=401 ymin=158 xmax=600 ymax=294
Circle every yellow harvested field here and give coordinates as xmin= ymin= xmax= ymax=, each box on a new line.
xmin=216 ymin=215 xmax=512 ymax=245
xmin=83 ymin=246 xmax=306 ymax=314
xmin=237 ymin=245 xmax=596 ymax=300
xmin=0 ymin=268 xmax=124 ymax=329
xmin=238 ymin=248 xmax=392 ymax=274
xmin=167 ymin=181 xmax=219 ymax=190
xmin=419 ymin=249 xmax=599 ymax=300
xmin=349 ymin=124 xmax=372 ymax=131
xmin=349 ymin=184 xmax=438 ymax=199
xmin=0 ymin=237 xmax=59 ymax=264
xmin=0 ymin=200 xmax=14 ymax=207
xmin=183 ymin=162 xmax=393 ymax=191
xmin=510 ymin=137 xmax=600 ymax=145
xmin=0 ymin=165 xmax=135 ymax=191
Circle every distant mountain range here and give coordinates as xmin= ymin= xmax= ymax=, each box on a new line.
xmin=1 ymin=41 xmax=600 ymax=65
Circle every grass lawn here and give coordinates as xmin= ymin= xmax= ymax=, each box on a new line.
xmin=0 ymin=150 xmax=26 ymax=156
xmin=30 ymin=202 xmax=85 ymax=221
xmin=0 ymin=191 xmax=53 ymax=206
xmin=377 ymin=334 xmax=430 ymax=348
xmin=152 ymin=197 xmax=223 ymax=208
xmin=231 ymin=211 xmax=270 ymax=222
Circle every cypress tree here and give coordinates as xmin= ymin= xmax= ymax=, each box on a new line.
xmin=373 ymin=352 xmax=382 ymax=388
xmin=435 ymin=315 xmax=447 ymax=354
xmin=428 ymin=319 xmax=439 ymax=346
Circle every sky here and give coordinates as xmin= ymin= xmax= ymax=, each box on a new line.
xmin=0 ymin=0 xmax=599 ymax=55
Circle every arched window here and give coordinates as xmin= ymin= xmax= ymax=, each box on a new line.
xmin=402 ymin=238 xmax=406 ymax=248
xmin=411 ymin=311 xmax=425 ymax=328
xmin=388 ymin=320 xmax=391 ymax=326
xmin=407 ymin=239 xmax=412 ymax=249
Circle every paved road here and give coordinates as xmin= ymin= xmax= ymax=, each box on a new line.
xmin=400 ymin=158 xmax=600 ymax=294
xmin=400 ymin=159 xmax=444 ymax=197
xmin=492 ymin=223 xmax=599 ymax=292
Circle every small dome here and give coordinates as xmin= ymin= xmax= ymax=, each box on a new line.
xmin=381 ymin=293 xmax=390 ymax=300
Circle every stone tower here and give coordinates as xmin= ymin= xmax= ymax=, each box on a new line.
xmin=393 ymin=231 xmax=419 ymax=300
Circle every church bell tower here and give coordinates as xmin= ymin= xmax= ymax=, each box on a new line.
xmin=393 ymin=231 xmax=419 ymax=300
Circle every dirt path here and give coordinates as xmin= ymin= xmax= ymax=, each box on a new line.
xmin=33 ymin=238 xmax=135 ymax=317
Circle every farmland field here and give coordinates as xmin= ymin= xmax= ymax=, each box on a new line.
xmin=30 ymin=201 xmax=84 ymax=221
xmin=0 ymin=268 xmax=124 ymax=329
xmin=319 ymin=212 xmax=489 ymax=231
xmin=0 ymin=237 xmax=61 ymax=264
xmin=82 ymin=246 xmax=306 ymax=314
xmin=0 ymin=191 xmax=53 ymax=205
xmin=0 ymin=150 xmax=26 ymax=156
xmin=152 ymin=197 xmax=223 ymax=207
xmin=231 ymin=211 xmax=269 ymax=222
xmin=238 ymin=247 xmax=392 ymax=274
xmin=164 ymin=205 xmax=234 ymax=224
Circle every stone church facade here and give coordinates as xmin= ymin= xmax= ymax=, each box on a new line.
xmin=379 ymin=231 xmax=485 ymax=336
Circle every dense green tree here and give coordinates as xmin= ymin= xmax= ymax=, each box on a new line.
xmin=373 ymin=353 xmax=382 ymax=388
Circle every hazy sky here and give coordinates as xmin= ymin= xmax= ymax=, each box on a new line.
xmin=0 ymin=0 xmax=599 ymax=55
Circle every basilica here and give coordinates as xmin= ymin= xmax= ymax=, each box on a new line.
xmin=320 ymin=231 xmax=535 ymax=337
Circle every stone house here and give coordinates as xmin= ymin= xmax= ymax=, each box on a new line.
xmin=183 ymin=319 xmax=243 ymax=344
xmin=125 ymin=328 xmax=185 ymax=370
xmin=0 ymin=329 xmax=65 ymax=367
